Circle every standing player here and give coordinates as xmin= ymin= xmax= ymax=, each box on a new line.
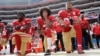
xmin=58 ymin=2 xmax=84 ymax=54
xmin=37 ymin=7 xmax=55 ymax=55
xmin=80 ymin=14 xmax=93 ymax=49
xmin=53 ymin=17 xmax=65 ymax=51
xmin=4 ymin=24 xmax=14 ymax=54
xmin=12 ymin=12 xmax=33 ymax=56
xmin=92 ymin=22 xmax=100 ymax=48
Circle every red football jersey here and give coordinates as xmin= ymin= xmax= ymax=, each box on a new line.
xmin=80 ymin=19 xmax=89 ymax=29
xmin=62 ymin=20 xmax=71 ymax=32
xmin=58 ymin=10 xmax=69 ymax=19
xmin=58 ymin=8 xmax=80 ymax=32
xmin=93 ymin=25 xmax=100 ymax=35
xmin=37 ymin=17 xmax=45 ymax=30
xmin=13 ymin=18 xmax=31 ymax=32
xmin=44 ymin=28 xmax=52 ymax=37
xmin=53 ymin=21 xmax=62 ymax=33
xmin=58 ymin=8 xmax=80 ymax=20
xmin=26 ymin=26 xmax=34 ymax=35
xmin=37 ymin=15 xmax=55 ymax=37
xmin=2 ymin=29 xmax=8 ymax=38
xmin=37 ymin=15 xmax=54 ymax=29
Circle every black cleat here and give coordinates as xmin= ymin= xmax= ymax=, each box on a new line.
xmin=54 ymin=48 xmax=57 ymax=53
xmin=44 ymin=50 xmax=51 ymax=56
xmin=67 ymin=51 xmax=71 ymax=54
xmin=78 ymin=51 xmax=85 ymax=54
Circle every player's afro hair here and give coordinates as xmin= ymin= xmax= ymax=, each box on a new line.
xmin=39 ymin=7 xmax=51 ymax=18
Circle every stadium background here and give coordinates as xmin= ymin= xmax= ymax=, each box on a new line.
xmin=0 ymin=0 xmax=99 ymax=25
xmin=0 ymin=0 xmax=99 ymax=56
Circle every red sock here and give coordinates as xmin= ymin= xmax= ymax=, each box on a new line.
xmin=15 ymin=35 xmax=21 ymax=51
xmin=12 ymin=45 xmax=15 ymax=53
xmin=77 ymin=45 xmax=82 ymax=52
xmin=0 ymin=44 xmax=3 ymax=51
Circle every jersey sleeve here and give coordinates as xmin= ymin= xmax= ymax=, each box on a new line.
xmin=36 ymin=17 xmax=44 ymax=29
xmin=13 ymin=20 xmax=19 ymax=27
xmin=92 ymin=27 xmax=96 ymax=33
xmin=48 ymin=15 xmax=55 ymax=22
xmin=2 ymin=30 xmax=7 ymax=38
xmin=86 ymin=20 xmax=89 ymax=28
xmin=52 ymin=22 xmax=56 ymax=30
xmin=28 ymin=26 xmax=35 ymax=35
xmin=58 ymin=10 xmax=69 ymax=19
xmin=13 ymin=20 xmax=22 ymax=31
xmin=25 ymin=18 xmax=32 ymax=24
xmin=37 ymin=17 xmax=42 ymax=25
xmin=37 ymin=17 xmax=41 ymax=27
xmin=75 ymin=9 xmax=80 ymax=16
xmin=58 ymin=10 xmax=63 ymax=18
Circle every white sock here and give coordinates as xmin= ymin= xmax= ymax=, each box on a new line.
xmin=47 ymin=38 xmax=52 ymax=50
